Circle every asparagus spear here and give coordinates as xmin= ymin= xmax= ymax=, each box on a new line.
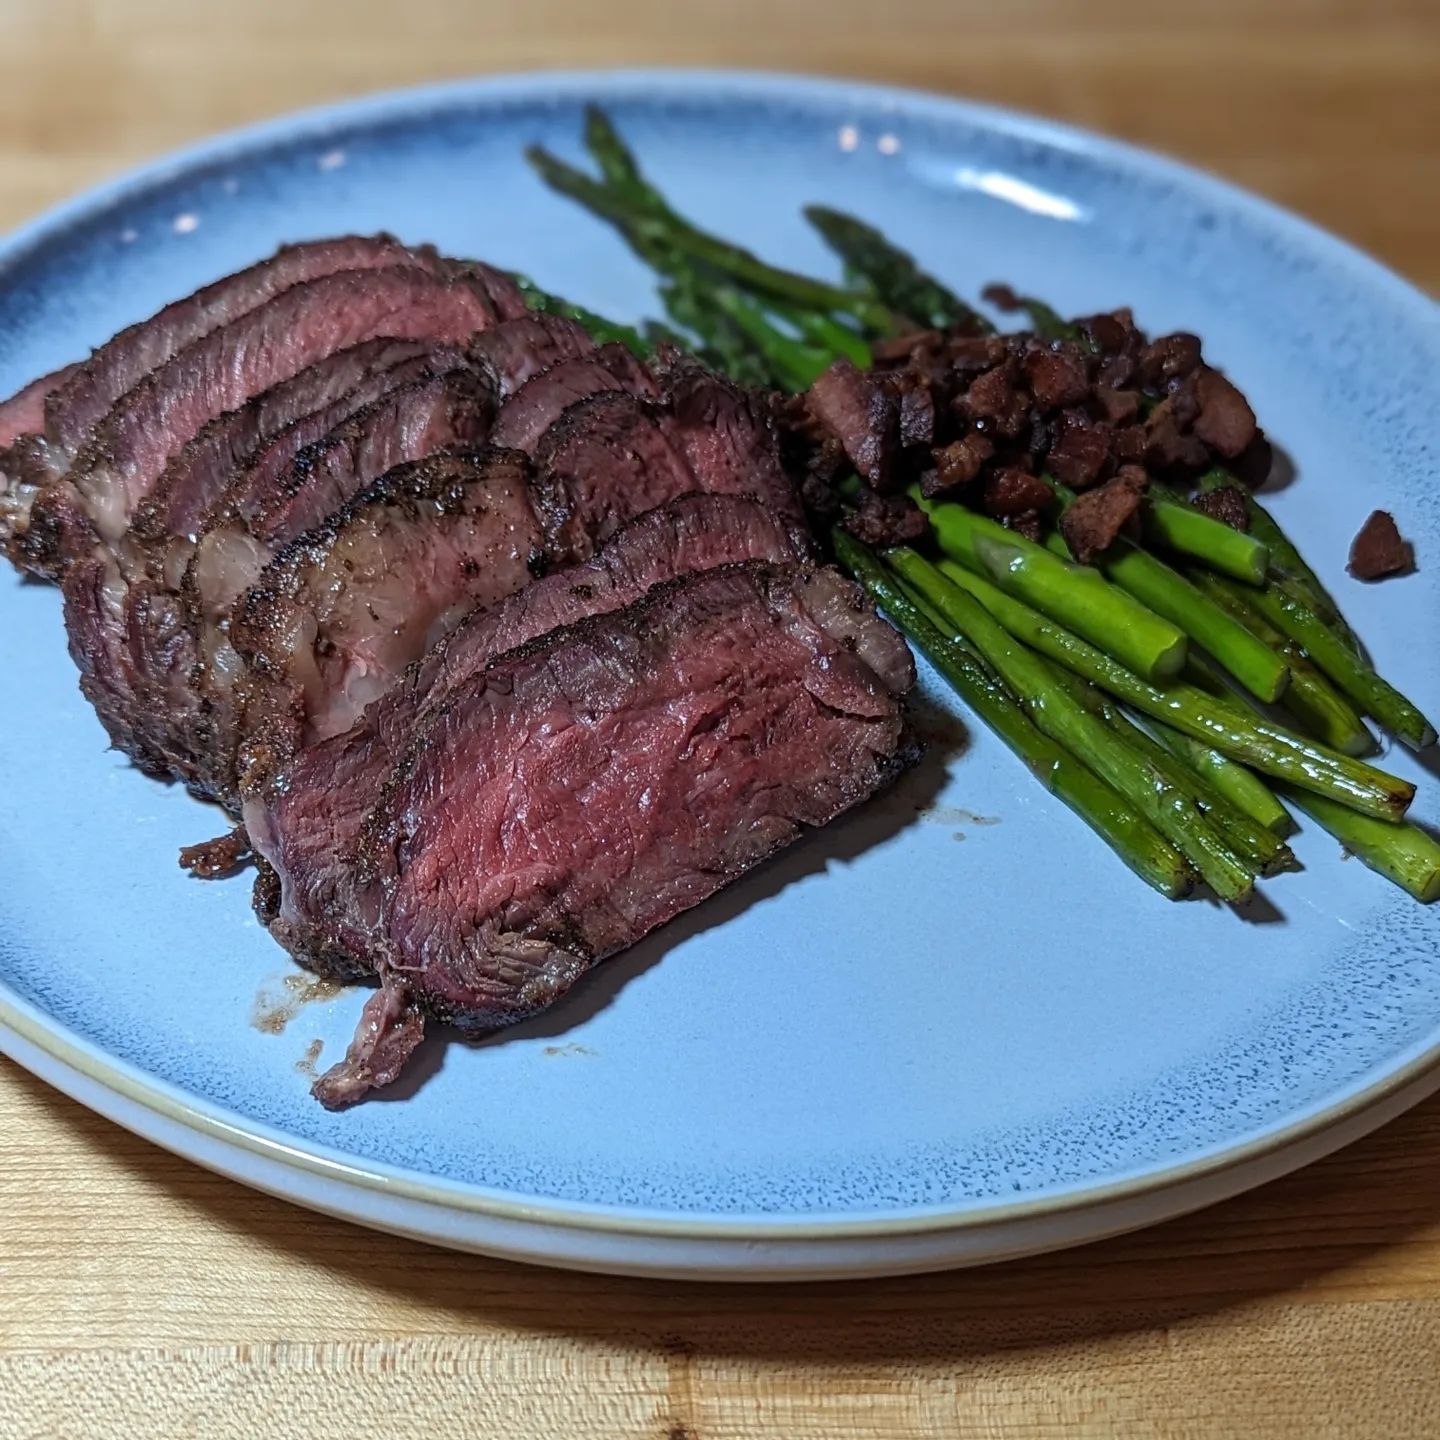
xmin=885 ymin=549 xmax=1254 ymax=900
xmin=933 ymin=558 xmax=1414 ymax=820
xmin=833 ymin=530 xmax=1195 ymax=898
xmin=1187 ymin=473 xmax=1433 ymax=748
xmin=1000 ymin=295 xmax=1076 ymax=342
xmin=1186 ymin=567 xmax=1375 ymax=756
xmin=803 ymin=205 xmax=993 ymax=335
xmin=525 ymin=144 xmax=895 ymax=334
xmin=912 ymin=493 xmax=1188 ymax=682
xmin=1279 ymin=789 xmax=1440 ymax=903
xmin=1241 ymin=581 xmax=1437 ymax=751
xmin=1197 ymin=469 xmax=1360 ymax=648
xmin=1041 ymin=660 xmax=1291 ymax=875
xmin=771 ymin=301 xmax=874 ymax=369
xmin=1042 ymin=481 xmax=1287 ymax=701
xmin=1142 ymin=493 xmax=1270 ymax=584
xmin=1147 ymin=720 xmax=1295 ymax=837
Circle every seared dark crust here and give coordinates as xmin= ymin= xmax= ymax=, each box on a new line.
xmin=489 ymin=344 xmax=660 ymax=453
xmin=248 ymin=367 xmax=496 ymax=538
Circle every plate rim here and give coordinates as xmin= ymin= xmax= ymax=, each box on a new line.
xmin=1 ymin=65 xmax=1437 ymax=1247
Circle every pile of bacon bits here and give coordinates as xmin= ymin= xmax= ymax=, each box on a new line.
xmin=780 ymin=296 xmax=1274 ymax=565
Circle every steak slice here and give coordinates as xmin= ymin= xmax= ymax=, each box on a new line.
xmin=114 ymin=342 xmax=471 ymax=784
xmin=228 ymin=447 xmax=543 ymax=795
xmin=0 ymin=236 xmax=442 ymax=565
xmin=490 ymin=345 xmax=659 ymax=452
xmin=180 ymin=367 xmax=496 ymax=799
xmin=468 ymin=312 xmax=598 ymax=397
xmin=19 ymin=263 xmax=503 ymax=577
xmin=130 ymin=337 xmax=460 ymax=553
xmin=312 ymin=562 xmax=916 ymax=1106
xmin=530 ymin=391 xmax=703 ymax=558
xmin=663 ymin=361 xmax=807 ymax=527
xmin=245 ymin=493 xmax=806 ymax=981
xmin=0 ymin=362 xmax=81 ymax=448
xmin=51 ymin=236 xmax=439 ymax=464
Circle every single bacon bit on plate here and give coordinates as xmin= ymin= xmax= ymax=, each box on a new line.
xmin=1349 ymin=509 xmax=1415 ymax=581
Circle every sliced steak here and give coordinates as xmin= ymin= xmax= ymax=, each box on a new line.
xmin=130 ymin=337 xmax=461 ymax=552
xmin=529 ymin=391 xmax=701 ymax=559
xmin=311 ymin=562 xmax=916 ymax=1105
xmin=19 ymin=263 xmax=503 ymax=577
xmin=51 ymin=236 xmax=440 ymax=464
xmin=0 ymin=362 xmax=81 ymax=449
xmin=490 ymin=345 xmax=658 ymax=452
xmin=111 ymin=343 xmax=470 ymax=786
xmin=468 ymin=312 xmax=597 ymax=397
xmin=229 ymin=447 xmax=543 ymax=795
xmin=0 ymin=237 xmax=440 ymax=565
xmin=233 ymin=366 xmax=496 ymax=545
xmin=663 ymin=361 xmax=806 ymax=527
xmin=179 ymin=367 xmax=496 ymax=798
xmin=246 ymin=494 xmax=806 ymax=980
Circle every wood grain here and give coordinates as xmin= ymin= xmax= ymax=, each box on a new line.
xmin=1 ymin=3 xmax=1437 ymax=1437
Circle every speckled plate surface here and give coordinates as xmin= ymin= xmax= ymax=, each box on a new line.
xmin=1 ymin=71 xmax=1437 ymax=1280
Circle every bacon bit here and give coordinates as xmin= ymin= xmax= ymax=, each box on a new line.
xmin=1061 ymin=467 xmax=1149 ymax=563
xmin=1348 ymin=510 xmax=1415 ymax=581
xmin=178 ymin=826 xmax=253 ymax=879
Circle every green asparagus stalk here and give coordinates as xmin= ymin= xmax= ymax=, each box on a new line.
xmin=833 ymin=530 xmax=1195 ymax=898
xmin=771 ymin=302 xmax=874 ymax=369
xmin=1241 ymin=581 xmax=1437 ymax=751
xmin=1003 ymin=295 xmax=1077 ymax=342
xmin=933 ymin=558 xmax=1414 ymax=820
xmin=911 ymin=493 xmax=1188 ymax=682
xmin=1279 ymin=788 xmax=1440 ymax=903
xmin=1147 ymin=720 xmax=1295 ymax=837
xmin=1197 ymin=470 xmax=1360 ymax=648
xmin=1042 ymin=662 xmax=1290 ymax=875
xmin=1142 ymin=493 xmax=1271 ymax=584
xmin=1200 ymin=656 xmax=1440 ymax=902
xmin=803 ymin=205 xmax=993 ymax=335
xmin=1042 ymin=483 xmax=1287 ymax=701
xmin=705 ymin=287 xmax=835 ymax=389
xmin=885 ymin=548 xmax=1255 ymax=901
xmin=1186 ymin=567 xmax=1376 ymax=756
xmin=526 ymin=144 xmax=895 ymax=333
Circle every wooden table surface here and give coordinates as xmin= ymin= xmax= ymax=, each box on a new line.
xmin=1 ymin=3 xmax=1437 ymax=1436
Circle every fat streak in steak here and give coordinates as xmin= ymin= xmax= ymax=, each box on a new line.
xmin=310 ymin=561 xmax=916 ymax=1106
xmin=18 ymin=262 xmax=517 ymax=577
xmin=228 ymin=447 xmax=544 ymax=794
xmin=246 ymin=493 xmax=808 ymax=982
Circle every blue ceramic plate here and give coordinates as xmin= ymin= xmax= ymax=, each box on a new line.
xmin=1 ymin=71 xmax=1436 ymax=1280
